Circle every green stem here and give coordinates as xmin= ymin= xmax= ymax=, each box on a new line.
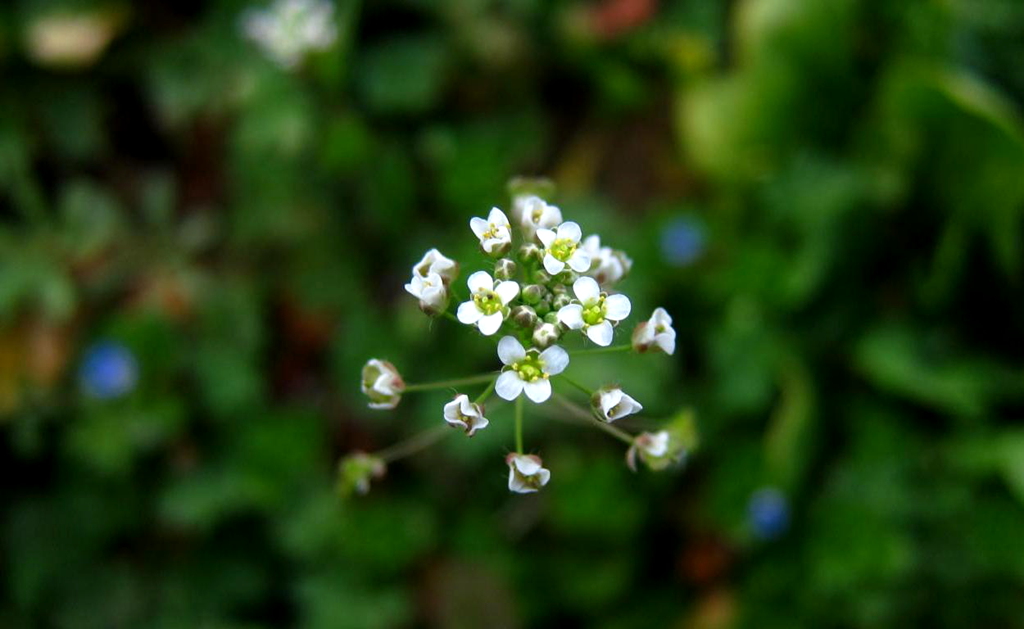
xmin=404 ymin=373 xmax=496 ymax=392
xmin=553 ymin=394 xmax=634 ymax=445
xmin=570 ymin=344 xmax=632 ymax=356
xmin=558 ymin=374 xmax=593 ymax=397
xmin=375 ymin=424 xmax=450 ymax=463
xmin=441 ymin=311 xmax=459 ymax=323
xmin=515 ymin=395 xmax=524 ymax=453
xmin=474 ymin=376 xmax=497 ymax=405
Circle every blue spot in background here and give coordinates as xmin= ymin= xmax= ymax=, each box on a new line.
xmin=80 ymin=341 xmax=138 ymax=400
xmin=660 ymin=216 xmax=706 ymax=267
xmin=748 ymin=486 xmax=790 ymax=540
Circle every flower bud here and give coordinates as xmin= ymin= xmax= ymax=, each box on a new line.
xmin=533 ymin=296 xmax=552 ymax=317
xmin=337 ymin=452 xmax=386 ymax=497
xmin=511 ymin=305 xmax=538 ymax=329
xmin=542 ymin=312 xmax=560 ymax=326
xmin=551 ymin=292 xmax=573 ymax=310
xmin=532 ymin=322 xmax=561 ymax=349
xmin=494 ymin=258 xmax=517 ymax=280
xmin=591 ymin=386 xmax=643 ymax=422
xmin=626 ymin=430 xmax=685 ymax=472
xmin=521 ymin=284 xmax=546 ymax=305
xmin=518 ymin=243 xmax=542 ymax=263
xmin=632 ymin=307 xmax=676 ymax=355
xmin=361 ymin=359 xmax=405 ymax=409
xmin=506 ymin=453 xmax=551 ymax=493
xmin=532 ymin=270 xmax=552 ymax=285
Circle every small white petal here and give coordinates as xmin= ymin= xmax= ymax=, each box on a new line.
xmin=467 ymin=271 xmax=494 ymax=294
xmin=495 ymin=371 xmax=524 ymax=400
xmin=512 ymin=455 xmax=542 ymax=475
xmin=477 ymin=312 xmax=504 ymax=336
xmin=536 ymin=228 xmax=556 ymax=247
xmin=457 ymin=301 xmax=481 ymax=323
xmin=604 ymin=294 xmax=631 ymax=321
xmin=586 ymin=320 xmax=614 ymax=346
xmin=656 ymin=329 xmax=677 ymax=355
xmin=523 ymin=379 xmax=552 ymax=403
xmin=556 ymin=221 xmax=582 ymax=243
xmin=404 ymin=281 xmax=419 ymax=298
xmin=573 ymin=276 xmax=601 ymax=304
xmin=487 ymin=207 xmax=509 ymax=228
xmin=535 ymin=468 xmax=551 ymax=486
xmin=539 ymin=345 xmax=569 ymax=375
xmin=651 ymin=307 xmax=673 ymax=327
xmin=582 ymin=234 xmax=601 ymax=255
xmin=497 ymin=336 xmax=526 ymax=365
xmin=567 ymin=249 xmax=592 ymax=273
xmin=494 ymin=281 xmax=520 ymax=305
xmin=470 ymin=216 xmax=488 ymax=240
xmin=457 ymin=301 xmax=482 ymax=324
xmin=543 ymin=254 xmax=565 ymax=276
xmin=557 ymin=304 xmax=584 ymax=329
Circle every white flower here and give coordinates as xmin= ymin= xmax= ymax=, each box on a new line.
xmin=537 ymin=221 xmax=591 ymax=276
xmin=626 ymin=430 xmax=684 ymax=472
xmin=470 ymin=207 xmax=512 ymax=256
xmin=556 ymin=276 xmax=631 ymax=346
xmin=457 ymin=271 xmax=520 ymax=336
xmin=411 ymin=248 xmax=459 ymax=284
xmin=495 ymin=336 xmax=569 ymax=403
xmin=592 ymin=386 xmax=643 ymax=422
xmin=582 ymin=235 xmax=632 ymax=287
xmin=514 ymin=195 xmax=563 ymax=241
xmin=361 ymin=359 xmax=404 ymax=409
xmin=506 ymin=453 xmax=551 ymax=493
xmin=242 ymin=0 xmax=337 ymax=69
xmin=443 ymin=394 xmax=490 ymax=436
xmin=632 ymin=307 xmax=676 ymax=355
xmin=404 ymin=271 xmax=448 ymax=315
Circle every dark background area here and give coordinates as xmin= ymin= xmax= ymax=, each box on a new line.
xmin=3 ymin=0 xmax=1024 ymax=627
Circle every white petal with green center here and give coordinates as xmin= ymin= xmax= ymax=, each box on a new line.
xmin=567 ymin=249 xmax=591 ymax=273
xmin=457 ymin=301 xmax=483 ymax=324
xmin=477 ymin=312 xmax=504 ymax=336
xmin=604 ymin=294 xmax=631 ymax=320
xmin=542 ymin=254 xmax=565 ymax=275
xmin=536 ymin=228 xmax=556 ymax=247
xmin=495 ymin=371 xmax=524 ymax=400
xmin=556 ymin=221 xmax=582 ymax=242
xmin=557 ymin=304 xmax=584 ymax=329
xmin=498 ymin=336 xmax=526 ymax=365
xmin=539 ymin=345 xmax=569 ymax=375
xmin=494 ymin=280 xmax=520 ymax=305
xmin=467 ymin=271 xmax=494 ymax=294
xmin=469 ymin=216 xmax=489 ymax=240
xmin=586 ymin=320 xmax=614 ymax=346
xmin=523 ymin=379 xmax=552 ymax=403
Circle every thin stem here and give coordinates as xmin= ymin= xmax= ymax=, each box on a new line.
xmin=570 ymin=344 xmax=632 ymax=356
xmin=474 ymin=376 xmax=497 ymax=405
xmin=515 ymin=395 xmax=524 ymax=454
xmin=403 ymin=373 xmax=496 ymax=392
xmin=441 ymin=311 xmax=459 ymax=323
xmin=375 ymin=424 xmax=450 ymax=463
xmin=553 ymin=394 xmax=634 ymax=445
xmin=558 ymin=374 xmax=593 ymax=397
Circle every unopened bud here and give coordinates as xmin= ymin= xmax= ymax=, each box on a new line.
xmin=494 ymin=258 xmax=517 ymax=280
xmin=522 ymin=284 xmax=546 ymax=305
xmin=532 ymin=322 xmax=561 ymax=348
xmin=533 ymin=295 xmax=552 ymax=317
xmin=552 ymin=292 xmax=573 ymax=309
xmin=518 ymin=243 xmax=542 ymax=263
xmin=511 ymin=305 xmax=538 ymax=328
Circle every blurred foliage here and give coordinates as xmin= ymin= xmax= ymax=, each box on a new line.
xmin=2 ymin=0 xmax=1024 ymax=627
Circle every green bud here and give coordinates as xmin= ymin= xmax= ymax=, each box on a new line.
xmin=511 ymin=305 xmax=538 ymax=328
xmin=532 ymin=322 xmax=561 ymax=349
xmin=494 ymin=258 xmax=517 ymax=280
xmin=337 ymin=452 xmax=386 ymax=497
xmin=543 ymin=312 xmax=560 ymax=325
xmin=532 ymin=270 xmax=552 ymax=285
xmin=552 ymin=292 xmax=573 ymax=309
xmin=518 ymin=243 xmax=542 ymax=263
xmin=534 ymin=296 xmax=552 ymax=317
xmin=522 ymin=284 xmax=546 ymax=304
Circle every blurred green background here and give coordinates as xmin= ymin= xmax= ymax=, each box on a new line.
xmin=3 ymin=0 xmax=1024 ymax=627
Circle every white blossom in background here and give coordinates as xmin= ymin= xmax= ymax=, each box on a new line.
xmin=338 ymin=452 xmax=386 ymax=496
xmin=627 ymin=430 xmax=685 ymax=472
xmin=506 ymin=454 xmax=551 ymax=493
xmin=537 ymin=221 xmax=591 ymax=275
xmin=412 ymin=248 xmax=459 ymax=284
xmin=470 ymin=208 xmax=513 ymax=256
xmin=495 ymin=336 xmax=568 ymax=403
xmin=592 ymin=386 xmax=643 ymax=422
xmin=242 ymin=0 xmax=337 ymax=69
xmin=632 ymin=307 xmax=676 ymax=355
xmin=457 ymin=271 xmax=519 ymax=336
xmin=582 ymin=235 xmax=632 ymax=287
xmin=514 ymin=195 xmax=562 ymax=241
xmin=557 ymin=276 xmax=631 ymax=346
xmin=443 ymin=395 xmax=490 ymax=436
xmin=361 ymin=359 xmax=405 ymax=409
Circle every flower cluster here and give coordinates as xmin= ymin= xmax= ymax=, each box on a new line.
xmin=348 ymin=181 xmax=691 ymax=496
